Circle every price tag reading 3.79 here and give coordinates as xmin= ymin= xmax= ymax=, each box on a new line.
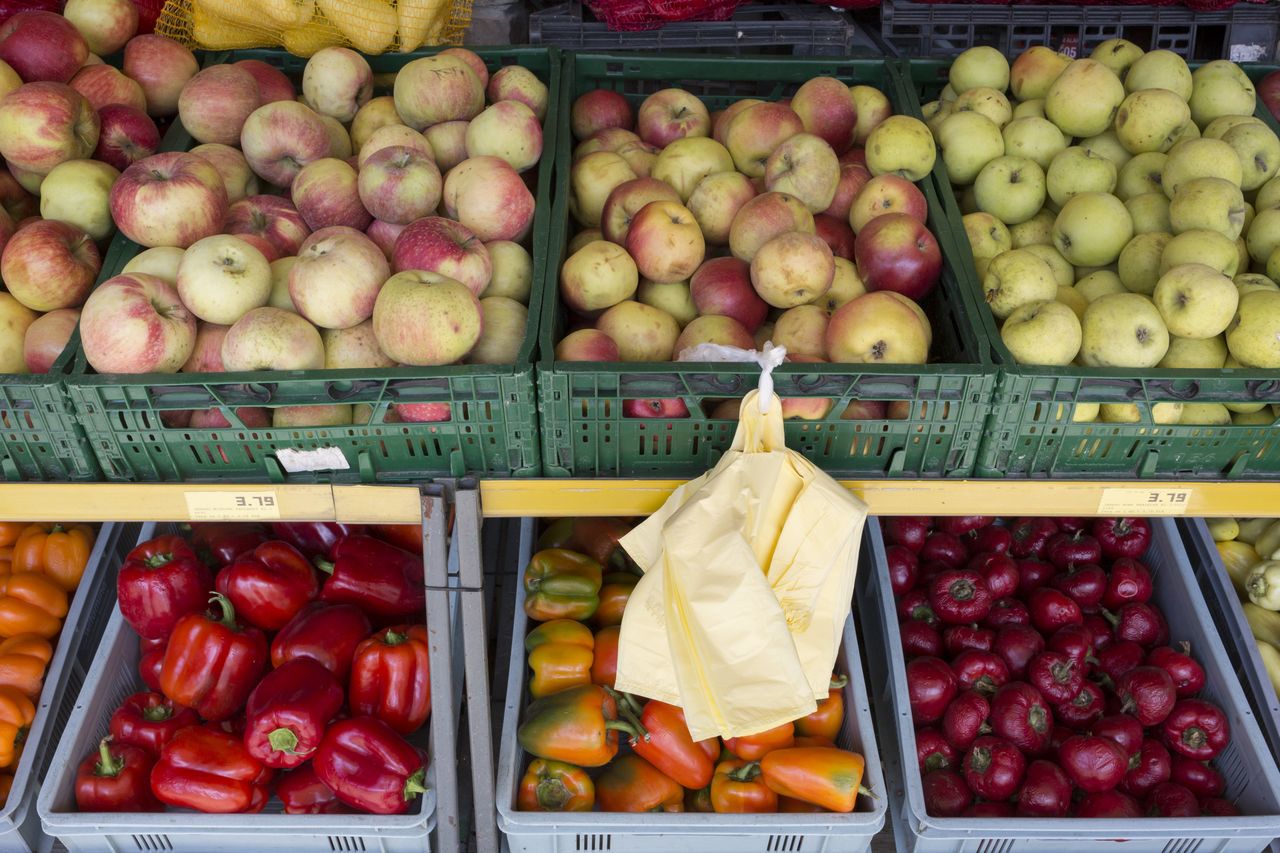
xmin=185 ymin=491 xmax=282 ymax=521
xmin=1098 ymin=488 xmax=1193 ymax=516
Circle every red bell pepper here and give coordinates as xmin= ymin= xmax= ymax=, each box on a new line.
xmin=314 ymin=716 xmax=428 ymax=815
xmin=139 ymin=636 xmax=164 ymax=692
xmin=108 ymin=691 xmax=198 ymax=757
xmin=117 ymin=536 xmax=213 ymax=640
xmin=276 ymin=763 xmax=352 ymax=814
xmin=187 ymin=523 xmax=269 ymax=567
xmin=373 ymin=524 xmax=423 ymax=554
xmin=271 ymin=523 xmax=364 ymax=560
xmin=244 ymin=658 xmax=344 ymax=769
xmin=631 ymin=700 xmax=718 ymax=789
xmin=159 ymin=593 xmax=268 ymax=722
xmin=215 ymin=540 xmax=319 ymax=631
xmin=271 ymin=602 xmax=372 ymax=680
xmin=151 ymin=726 xmax=272 ymax=813
xmin=75 ymin=737 xmax=161 ymax=812
xmin=316 ymin=536 xmax=425 ymax=624
xmin=349 ymin=625 xmax=431 ymax=735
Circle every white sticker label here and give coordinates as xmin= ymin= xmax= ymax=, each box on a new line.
xmin=184 ymin=491 xmax=282 ymax=521
xmin=1229 ymin=44 xmax=1266 ymax=62
xmin=276 ymin=447 xmax=350 ymax=473
xmin=1097 ymin=488 xmax=1193 ymax=516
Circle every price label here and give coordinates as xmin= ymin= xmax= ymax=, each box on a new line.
xmin=184 ymin=490 xmax=282 ymax=521
xmin=1097 ymin=488 xmax=1193 ymax=516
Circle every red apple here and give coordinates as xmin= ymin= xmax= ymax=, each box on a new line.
xmin=63 ymin=0 xmax=138 ymax=56
xmin=366 ymin=219 xmax=406 ymax=261
xmin=1261 ymin=70 xmax=1280 ymax=123
xmin=0 ymin=12 xmax=88 ymax=84
xmin=442 ymin=155 xmax=534 ymax=243
xmin=93 ymin=103 xmax=159 ymax=171
xmin=69 ymin=64 xmax=146 ymax=112
xmin=234 ymin=59 xmax=294 ymax=104
xmin=815 ymin=213 xmax=856 ymax=260
xmin=439 ymin=47 xmax=489 ymax=89
xmin=840 ymin=148 xmax=867 ymax=168
xmin=791 ymin=76 xmax=857 ymax=154
xmin=826 ymin=291 xmax=929 ymax=364
xmin=290 ymin=157 xmax=371 ymax=232
xmin=854 ymin=212 xmax=942 ymax=302
xmin=824 ymin=163 xmax=872 ymax=221
xmin=181 ymin=322 xmax=229 ymax=373
xmin=225 ymin=195 xmax=310 ymax=260
xmin=689 ymin=256 xmax=769 ymax=333
xmin=486 ymin=65 xmax=549 ymax=122
xmin=1 ymin=219 xmax=100 ymax=311
xmin=555 ymin=328 xmax=620 ymax=361
xmin=396 ymin=403 xmax=452 ymax=423
xmin=841 ymin=399 xmax=888 ymax=420
xmin=849 ymin=174 xmax=928 ymax=234
xmin=623 ymin=398 xmax=690 ymax=418
xmin=178 ymin=64 xmax=261 ymax=146
xmin=572 ymin=89 xmax=633 ymax=141
xmin=393 ymin=216 xmax=491 ymax=297
xmin=637 ymin=88 xmax=710 ymax=148
xmin=0 ymin=169 xmax=36 ymax=221
xmin=240 ymin=100 xmax=333 ymax=188
xmin=110 ymin=151 xmax=228 ymax=248
xmin=600 ymin=176 xmax=681 ymax=245
xmin=357 ymin=144 xmax=442 ymax=225
xmin=190 ymin=142 xmax=258 ymax=204
xmin=0 ymin=82 xmax=99 ymax=174
xmin=79 ymin=272 xmax=196 ymax=373
xmin=625 ymin=200 xmax=705 ymax=284
xmin=22 ymin=307 xmax=77 ymax=373
xmin=134 ymin=0 xmax=163 ymax=33
xmin=290 ymin=227 xmax=389 ymax=330
xmin=123 ymin=34 xmax=197 ymax=117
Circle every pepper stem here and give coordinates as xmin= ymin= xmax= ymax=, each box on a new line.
xmin=142 ymin=703 xmax=173 ymax=723
xmin=382 ymin=629 xmax=408 ymax=646
xmin=314 ymin=557 xmax=335 ymax=576
xmin=208 ymin=593 xmax=239 ymax=630
xmin=403 ymin=768 xmax=428 ymax=801
xmin=144 ymin=553 xmax=174 ymax=569
xmin=268 ymin=727 xmax=303 ymax=754
xmin=536 ymin=777 xmax=570 ymax=810
xmin=829 ymin=674 xmax=849 ymax=690
xmin=726 ymin=762 xmax=762 ymax=783
xmin=1102 ymin=609 xmax=1120 ymax=628
xmin=95 ymin=737 xmax=123 ymax=778
xmin=605 ymin=719 xmax=646 ymax=745
xmin=858 ymin=784 xmax=878 ymax=800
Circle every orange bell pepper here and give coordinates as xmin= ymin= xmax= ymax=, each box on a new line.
xmin=591 ymin=626 xmax=619 ymax=688
xmin=12 ymin=524 xmax=95 ymax=589
xmin=517 ymin=684 xmax=634 ymax=768
xmin=0 ymin=574 xmax=67 ymax=639
xmin=795 ymin=675 xmax=847 ymax=741
xmin=596 ymin=754 xmax=684 ymax=813
xmin=632 ymin=700 xmax=719 ymax=789
xmin=525 ymin=620 xmax=594 ymax=699
xmin=759 ymin=747 xmax=869 ymax=813
xmin=0 ymin=548 xmax=11 ymax=577
xmin=711 ymin=758 xmax=778 ymax=813
xmin=686 ymin=785 xmax=714 ymax=812
xmin=594 ymin=573 xmax=635 ymax=627
xmin=0 ymin=685 xmax=34 ymax=768
xmin=0 ymin=524 xmax=25 ymax=549
xmin=724 ymin=722 xmax=795 ymax=761
xmin=780 ymin=795 xmax=827 ymax=813
xmin=0 ymin=635 xmax=52 ymax=697
xmin=537 ymin=518 xmax=634 ymax=572
xmin=517 ymin=759 xmax=595 ymax=812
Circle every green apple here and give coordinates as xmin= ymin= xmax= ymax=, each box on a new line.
xmin=1232 ymin=409 xmax=1275 ymax=425
xmin=1072 ymin=402 xmax=1101 ymax=422
xmin=1162 ymin=138 xmax=1243 ymax=197
xmin=1203 ymin=115 xmax=1264 ymax=140
xmin=1002 ymin=117 xmax=1068 ymax=170
xmin=963 ymin=212 xmax=1013 ymax=260
xmin=1168 ymin=177 xmax=1245 ymax=239
xmin=638 ymin=279 xmax=697 ymax=327
xmin=983 ymin=248 xmax=1058 ymax=319
xmin=1127 ymin=192 xmax=1172 ymax=234
xmin=1270 ymin=247 xmax=1280 ymax=283
xmin=1116 ymin=152 xmax=1167 ymax=201
xmin=1246 ymin=207 xmax=1280 ymax=266
xmin=1045 ymin=59 xmax=1126 ymax=139
xmin=1159 ymin=334 xmax=1227 ymax=368
xmin=1243 ymin=202 xmax=1256 ymax=235
xmin=1001 ymin=299 xmax=1081 ymax=364
xmin=1076 ymin=270 xmax=1126 ymax=302
xmin=1053 ymin=191 xmax=1133 ymax=266
xmin=1179 ymin=402 xmax=1232 ymax=425
xmin=1236 ymin=236 xmax=1251 ymax=277
xmin=1171 ymin=120 xmax=1201 ymax=147
xmin=1057 ymin=284 xmax=1090 ymax=320
xmin=1101 ymin=402 xmax=1183 ymax=423
xmin=1153 ymin=262 xmax=1239 ymax=338
xmin=922 ymin=100 xmax=953 ymax=136
xmin=939 ymin=111 xmax=1005 ymax=185
xmin=950 ymin=46 xmax=1010 ymax=95
xmin=865 ymin=115 xmax=936 ymax=181
xmin=1118 ymin=232 xmax=1172 ymax=295
xmin=1160 ymin=228 xmax=1239 ymax=276
xmin=1011 ymin=46 xmax=1072 ymax=101
xmin=1080 ymin=130 xmax=1133 ymax=170
xmin=1114 ymin=89 xmax=1191 ymax=155
xmin=1236 ymin=273 xmax=1278 ymax=296
xmin=1046 ymin=146 xmax=1117 ymax=207
xmin=974 ymin=155 xmax=1046 ymax=226
xmin=1124 ymin=50 xmax=1192 ymax=100
xmin=953 ymin=87 xmax=1013 ymax=129
xmin=1221 ymin=122 xmax=1280 ymax=191
xmin=1257 ymin=175 xmax=1280 ymax=211
xmin=940 ymin=84 xmax=957 ymax=103
xmin=1189 ymin=61 xmax=1256 ymax=129
xmin=1013 ymin=99 xmax=1046 ymax=119
xmin=1010 ymin=209 xmax=1056 ymax=248
xmin=1080 ymin=292 xmax=1170 ymax=367
xmin=1091 ymin=38 xmax=1144 ymax=79
xmin=1023 ymin=243 xmax=1074 ymax=287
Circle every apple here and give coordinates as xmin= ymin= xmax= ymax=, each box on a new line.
xmin=110 ymin=151 xmax=228 ymax=248
xmin=972 ymin=155 xmax=1046 ymax=226
xmin=267 ymin=257 xmax=297 ymax=312
xmin=950 ymin=46 xmax=1010 ymax=94
xmin=1114 ymin=88 xmax=1191 ymax=156
xmin=372 ymin=270 xmax=482 ymax=366
xmin=556 ymin=328 xmax=620 ymax=362
xmin=301 ymin=47 xmax=371 ymax=124
xmin=365 ymin=220 xmax=405 ymax=262
xmin=621 ymin=398 xmax=689 ymax=418
xmin=39 ymin=158 xmax=118 ymax=242
xmin=290 ymin=157 xmax=371 ymax=232
xmin=8 ymin=163 xmax=41 ymax=195
xmin=94 ymin=103 xmax=159 ymax=171
xmin=637 ymin=89 xmax=710 ymax=148
xmin=356 ymin=124 xmax=433 ymax=168
xmin=1010 ymin=46 xmax=1071 ymax=101
xmin=981 ymin=248 xmax=1057 ymax=319
xmin=357 ymin=146 xmax=442 ymax=226
xmin=791 ymin=76 xmax=857 ymax=154
xmin=462 ymin=295 xmax=526 ymax=365
xmin=1 ymin=219 xmax=98 ymax=312
xmin=712 ymin=98 xmax=763 ymax=146
xmin=1188 ymin=61 xmax=1256 ymax=129
xmin=0 ymin=82 xmax=99 ymax=175
xmin=865 ymin=115 xmax=935 ymax=182
xmin=1161 ymin=229 xmax=1238 ymax=277
xmin=80 ymin=273 xmax=196 ymax=373
xmin=1260 ymin=70 xmax=1280 ymax=122
xmin=728 ymin=191 xmax=815 ymax=262
xmin=1160 ymin=334 xmax=1227 ymax=369
xmin=572 ymin=89 xmax=633 ymax=141
xmin=651 ymin=137 xmax=734 ymax=202
xmin=1227 ymin=290 xmax=1280 ymax=367
xmin=1046 ymin=146 xmax=1117 ymax=207
xmin=439 ymin=47 xmax=489 ymax=89
xmin=826 ymin=291 xmax=929 ymax=364
xmin=1080 ymin=292 xmax=1170 ymax=367
xmin=465 ymin=100 xmax=543 ymax=172
xmin=1000 ymin=299 xmax=1081 ymax=365
xmin=636 ymin=280 xmax=694 ymax=327
xmin=0 ymin=293 xmax=36 ymax=372
xmin=1163 ymin=138 xmax=1242 ymax=197
xmin=320 ymin=115 xmax=351 ymax=160
xmin=625 ymin=200 xmax=704 ymax=285
xmin=0 ymin=11 xmax=88 ymax=84
xmin=998 ymin=117 xmax=1068 ymax=174
xmin=848 ymin=174 xmax=927 ymax=235
xmin=221 ymin=306 xmax=325 ymax=371
xmin=600 ymin=177 xmax=681 ymax=246
xmin=63 ymin=0 xmax=137 ymax=56
xmin=1023 ymin=243 xmax=1074 ymax=288
xmin=1221 ymin=122 xmax=1280 ymax=192
xmin=322 ymin=320 xmax=395 ymax=369
xmin=1042 ymin=58 xmax=1126 ymax=139
xmin=575 ymin=128 xmax=642 ymax=160
xmin=724 ymin=102 xmax=803 ymax=178
xmin=1116 ymin=152 xmax=1167 ymax=201
xmin=568 ymin=150 xmax=636 ymax=229
xmin=22 ymin=307 xmax=77 ymax=373
xmin=855 ymin=212 xmax=941 ymax=302
xmin=189 ymin=407 xmax=271 ymax=429
xmin=771 ymin=304 xmax=827 ymax=360
xmin=596 ymin=300 xmax=679 ymax=361
xmin=69 ymin=64 xmax=145 ymax=112
xmin=349 ymin=96 xmax=400 ymax=153
xmin=290 ymin=226 xmax=389 ymax=330
xmin=674 ymin=314 xmax=754 ymax=357
xmin=1249 ymin=208 xmax=1280 ymax=266
xmin=240 ymin=100 xmax=332 ymax=188
xmin=1153 ymin=263 xmax=1238 ymax=339
xmin=938 ymin=111 xmax=1004 ymax=185
xmin=177 ymin=234 xmax=271 ymax=325
xmin=815 ymin=213 xmax=856 ymax=261
xmin=0 ymin=59 xmax=17 ymax=104
xmin=953 ymin=87 xmax=1012 ymax=130
xmin=123 ymin=34 xmax=197 ymax=117
xmin=122 ymin=246 xmax=183 ymax=282
xmin=1169 ymin=177 xmax=1245 ymax=240
xmin=751 ymin=231 xmax=834 ymax=309
xmin=819 ymin=163 xmax=872 ymax=224
xmin=558 ymin=240 xmax=637 ymax=316
xmin=1053 ymin=192 xmax=1134 ymax=267
xmin=393 ymin=216 xmax=491 ymax=296
xmin=487 ymin=65 xmax=549 ymax=122
xmin=235 ymin=59 xmax=293 ymax=104
xmin=393 ymin=54 xmax=484 ymax=130
xmin=225 ymin=195 xmax=310 ymax=259
xmin=189 ymin=143 xmax=258 ymax=205
xmin=0 ymin=167 xmax=34 ymax=223
xmin=181 ymin=322 xmax=229 ymax=373
xmin=424 ymin=121 xmax=470 ymax=173
xmin=443 ymin=155 xmax=536 ymax=243
xmin=685 ymin=256 xmax=766 ymax=333
xmin=177 ymin=65 xmax=260 ymax=148
xmin=764 ymin=132 xmax=839 ymax=214
xmin=1128 ymin=192 xmax=1173 ymax=235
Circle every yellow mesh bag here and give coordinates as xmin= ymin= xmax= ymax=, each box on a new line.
xmin=157 ymin=0 xmax=472 ymax=56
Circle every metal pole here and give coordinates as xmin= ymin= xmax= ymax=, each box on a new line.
xmin=424 ymin=491 xmax=460 ymax=853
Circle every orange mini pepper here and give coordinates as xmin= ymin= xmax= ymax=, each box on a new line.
xmin=525 ymin=620 xmax=594 ymax=699
xmin=632 ymin=700 xmax=719 ymax=789
xmin=0 ymin=635 xmax=52 ymax=698
xmin=591 ymin=626 xmax=619 ymax=688
xmin=517 ymin=684 xmax=632 ymax=768
xmin=0 ymin=574 xmax=66 ymax=640
xmin=12 ymin=524 xmax=94 ymax=590
xmin=517 ymin=759 xmax=595 ymax=812
xmin=760 ymin=747 xmax=869 ymax=814
xmin=724 ymin=722 xmax=795 ymax=761
xmin=795 ymin=675 xmax=847 ymax=741
xmin=596 ymin=754 xmax=684 ymax=813
xmin=711 ymin=758 xmax=778 ymax=813
xmin=0 ymin=685 xmax=34 ymax=768
xmin=594 ymin=573 xmax=635 ymax=627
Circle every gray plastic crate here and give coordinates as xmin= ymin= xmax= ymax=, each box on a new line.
xmin=857 ymin=516 xmax=1280 ymax=853
xmin=495 ymin=517 xmax=886 ymax=853
xmin=0 ymin=521 xmax=133 ymax=853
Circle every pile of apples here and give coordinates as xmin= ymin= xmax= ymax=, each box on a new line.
xmin=927 ymin=44 xmax=1280 ymax=427
xmin=554 ymin=77 xmax=945 ymax=419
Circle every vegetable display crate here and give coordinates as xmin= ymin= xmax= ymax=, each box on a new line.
xmin=0 ymin=521 xmax=136 ymax=853
xmin=899 ymin=59 xmax=1280 ymax=481
xmin=530 ymin=2 xmax=860 ymax=55
xmin=880 ymin=0 xmax=1279 ymax=63
xmin=0 ymin=367 xmax=98 ymax=482
xmin=62 ymin=47 xmax=558 ymax=484
xmin=537 ymin=53 xmax=995 ymax=479
xmin=857 ymin=516 xmax=1280 ymax=853
xmin=494 ymin=517 xmax=887 ymax=853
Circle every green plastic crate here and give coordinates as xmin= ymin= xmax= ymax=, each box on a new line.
xmin=537 ymin=53 xmax=996 ymax=479
xmin=0 ymin=369 xmax=98 ymax=482
xmin=64 ymin=47 xmax=558 ymax=483
xmin=900 ymin=58 xmax=1280 ymax=480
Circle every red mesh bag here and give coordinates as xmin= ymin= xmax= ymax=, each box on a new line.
xmin=586 ymin=0 xmax=747 ymax=29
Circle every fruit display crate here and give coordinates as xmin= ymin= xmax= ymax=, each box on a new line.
xmin=858 ymin=516 xmax=1280 ymax=853
xmin=899 ymin=59 xmax=1280 ymax=480
xmin=59 ymin=46 xmax=558 ymax=484
xmin=880 ymin=0 xmax=1279 ymax=63
xmin=493 ymin=516 xmax=887 ymax=853
xmin=537 ymin=53 xmax=996 ymax=479
xmin=0 ymin=366 xmax=98 ymax=483
xmin=0 ymin=521 xmax=136 ymax=853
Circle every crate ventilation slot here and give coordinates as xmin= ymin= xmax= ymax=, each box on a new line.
xmin=976 ymin=838 xmax=1013 ymax=853
xmin=768 ymin=835 xmax=806 ymax=851
xmin=575 ymin=834 xmax=611 ymax=850
xmin=1162 ymin=838 xmax=1203 ymax=853
xmin=328 ymin=837 xmax=366 ymax=852
xmin=130 ymin=834 xmax=173 ymax=851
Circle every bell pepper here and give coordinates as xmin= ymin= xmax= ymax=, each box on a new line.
xmin=780 ymin=795 xmax=827 ymax=812
xmin=271 ymin=522 xmax=364 ymax=560
xmin=215 ymin=540 xmax=319 ymax=631
xmin=1257 ymin=640 xmax=1280 ymax=696
xmin=276 ymin=763 xmax=351 ymax=814
xmin=1247 ymin=561 xmax=1280 ymax=610
xmin=794 ymin=735 xmax=838 ymax=748
xmin=1216 ymin=540 xmax=1259 ymax=597
xmin=591 ymin=625 xmax=619 ymax=688
xmin=159 ymin=593 xmax=268 ymax=722
xmin=349 ymin=624 xmax=432 ymax=734
xmin=632 ymin=700 xmax=718 ymax=789
xmin=1255 ymin=520 xmax=1280 ymax=561
xmin=724 ymin=722 xmax=796 ymax=761
xmin=1247 ymin=602 xmax=1280 ymax=647
xmin=537 ymin=518 xmax=634 ymax=572
xmin=595 ymin=573 xmax=636 ymax=627
xmin=75 ymin=737 xmax=161 ymax=812
xmin=109 ymin=691 xmax=198 ymax=757
xmin=314 ymin=716 xmax=428 ymax=815
xmin=0 ymin=686 xmax=33 ymax=768
xmin=795 ymin=675 xmax=848 ymax=741
xmin=0 ymin=524 xmax=23 ymax=549
xmin=0 ymin=573 xmax=66 ymax=639
xmin=187 ymin=522 xmax=269 ymax=567
xmin=151 ymin=726 xmax=271 ymax=813
xmin=597 ymin=753 xmax=684 ymax=813
xmin=759 ymin=747 xmax=869 ymax=813
xmin=711 ymin=758 xmax=778 ymax=813
xmin=271 ymin=602 xmax=371 ymax=680
xmin=118 ymin=535 xmax=214 ymax=640
xmin=526 ymin=620 xmax=594 ymax=699
xmin=686 ymin=785 xmax=714 ymax=812
xmin=373 ymin=524 xmax=423 ymax=554
xmin=244 ymin=657 xmax=344 ymax=768
xmin=524 ymin=549 xmax=602 ymax=622
xmin=316 ymin=536 xmax=425 ymax=624
xmin=0 ymin=634 xmax=51 ymax=697
xmin=0 ymin=548 xmax=9 ymax=577
xmin=11 ymin=523 xmax=94 ymax=591
xmin=517 ymin=684 xmax=632 ymax=767
xmin=139 ymin=636 xmax=164 ymax=693
xmin=518 ymin=759 xmax=595 ymax=812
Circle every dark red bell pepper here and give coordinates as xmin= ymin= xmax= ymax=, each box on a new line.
xmin=317 ymin=536 xmax=425 ymax=624
xmin=75 ymin=737 xmax=161 ymax=812
xmin=118 ymin=536 xmax=214 ymax=640
xmin=151 ymin=726 xmax=272 ymax=813
xmin=271 ymin=523 xmax=364 ymax=560
xmin=349 ymin=625 xmax=431 ymax=735
xmin=276 ymin=763 xmax=352 ymax=814
xmin=215 ymin=540 xmax=319 ymax=631
xmin=373 ymin=524 xmax=423 ymax=554
xmin=159 ymin=593 xmax=268 ymax=722
xmin=271 ymin=602 xmax=372 ymax=680
xmin=314 ymin=716 xmax=428 ymax=815
xmin=244 ymin=658 xmax=344 ymax=769
xmin=139 ymin=636 xmax=165 ymax=692
xmin=187 ymin=522 xmax=269 ymax=567
xmin=109 ymin=691 xmax=199 ymax=757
